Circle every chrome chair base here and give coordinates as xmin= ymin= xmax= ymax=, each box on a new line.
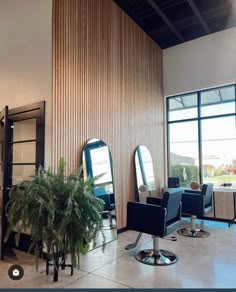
xmin=177 ymin=228 xmax=210 ymax=238
xmin=135 ymin=249 xmax=178 ymax=266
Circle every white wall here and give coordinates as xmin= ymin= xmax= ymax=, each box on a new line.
xmin=164 ymin=27 xmax=236 ymax=96
xmin=0 ymin=0 xmax=52 ymax=165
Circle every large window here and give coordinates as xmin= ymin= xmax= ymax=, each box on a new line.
xmin=169 ymin=121 xmax=199 ymax=187
xmin=167 ymin=84 xmax=236 ymax=188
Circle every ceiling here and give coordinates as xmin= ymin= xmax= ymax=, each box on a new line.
xmin=113 ymin=0 xmax=236 ymax=48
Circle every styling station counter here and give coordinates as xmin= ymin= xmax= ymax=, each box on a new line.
xmin=162 ymin=187 xmax=236 ymax=226
xmin=209 ymin=188 xmax=236 ymax=226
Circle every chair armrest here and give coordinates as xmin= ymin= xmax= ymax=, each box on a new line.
xmin=127 ymin=202 xmax=166 ymax=237
xmin=146 ymin=196 xmax=162 ymax=206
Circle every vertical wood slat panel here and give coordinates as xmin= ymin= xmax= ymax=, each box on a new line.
xmin=52 ymin=0 xmax=164 ymax=228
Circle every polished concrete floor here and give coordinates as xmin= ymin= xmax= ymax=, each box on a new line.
xmin=0 ymin=219 xmax=236 ymax=288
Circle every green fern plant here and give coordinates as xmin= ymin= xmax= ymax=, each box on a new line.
xmin=5 ymin=158 xmax=104 ymax=270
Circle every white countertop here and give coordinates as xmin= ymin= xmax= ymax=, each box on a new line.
xmin=213 ymin=188 xmax=236 ymax=192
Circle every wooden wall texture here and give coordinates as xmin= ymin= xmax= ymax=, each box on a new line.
xmin=52 ymin=0 xmax=164 ymax=228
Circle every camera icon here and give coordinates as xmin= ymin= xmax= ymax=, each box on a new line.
xmin=8 ymin=265 xmax=24 ymax=280
xmin=12 ymin=269 xmax=20 ymax=276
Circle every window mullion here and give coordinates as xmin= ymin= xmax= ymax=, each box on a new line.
xmin=197 ymin=91 xmax=202 ymax=184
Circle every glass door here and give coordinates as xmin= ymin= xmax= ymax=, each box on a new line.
xmin=0 ymin=106 xmax=8 ymax=260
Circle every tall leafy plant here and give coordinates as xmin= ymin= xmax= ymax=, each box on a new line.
xmin=5 ymin=158 xmax=104 ymax=269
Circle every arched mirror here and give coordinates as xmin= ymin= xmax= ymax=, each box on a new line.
xmin=82 ymin=138 xmax=117 ymax=250
xmin=134 ymin=145 xmax=156 ymax=202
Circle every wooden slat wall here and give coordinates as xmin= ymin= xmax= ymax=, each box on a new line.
xmin=52 ymin=0 xmax=164 ymax=228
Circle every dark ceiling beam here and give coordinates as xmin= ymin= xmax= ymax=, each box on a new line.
xmin=186 ymin=0 xmax=211 ymax=34
xmin=147 ymin=0 xmax=185 ymax=43
xmin=150 ymin=15 xmax=198 ymax=36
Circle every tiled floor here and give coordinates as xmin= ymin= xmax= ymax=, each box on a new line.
xmin=0 ymin=219 xmax=236 ymax=288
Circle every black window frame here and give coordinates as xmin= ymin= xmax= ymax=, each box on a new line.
xmin=166 ymin=83 xmax=236 ymax=185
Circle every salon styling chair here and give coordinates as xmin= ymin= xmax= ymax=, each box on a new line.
xmin=93 ymin=187 xmax=115 ymax=228
xmin=177 ymin=183 xmax=213 ymax=238
xmin=168 ymin=177 xmax=180 ymax=188
xmin=125 ymin=189 xmax=182 ymax=266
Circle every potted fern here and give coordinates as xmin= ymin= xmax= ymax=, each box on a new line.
xmin=5 ymin=158 xmax=104 ymax=281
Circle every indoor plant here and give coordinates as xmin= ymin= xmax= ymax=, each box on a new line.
xmin=5 ymin=158 xmax=104 ymax=281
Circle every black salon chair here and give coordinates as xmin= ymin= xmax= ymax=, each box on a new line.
xmin=125 ymin=189 xmax=182 ymax=266
xmin=177 ymin=183 xmax=213 ymax=238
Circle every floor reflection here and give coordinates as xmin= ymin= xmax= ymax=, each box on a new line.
xmin=1 ymin=220 xmax=236 ymax=288
xmin=88 ymin=216 xmax=117 ymax=251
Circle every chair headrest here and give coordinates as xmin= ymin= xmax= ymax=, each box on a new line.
xmin=201 ymin=183 xmax=214 ymax=195
xmin=162 ymin=188 xmax=182 ymax=222
xmin=201 ymin=183 xmax=213 ymax=206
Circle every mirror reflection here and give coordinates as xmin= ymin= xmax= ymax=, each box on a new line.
xmin=82 ymin=138 xmax=117 ymax=250
xmin=134 ymin=145 xmax=156 ymax=202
